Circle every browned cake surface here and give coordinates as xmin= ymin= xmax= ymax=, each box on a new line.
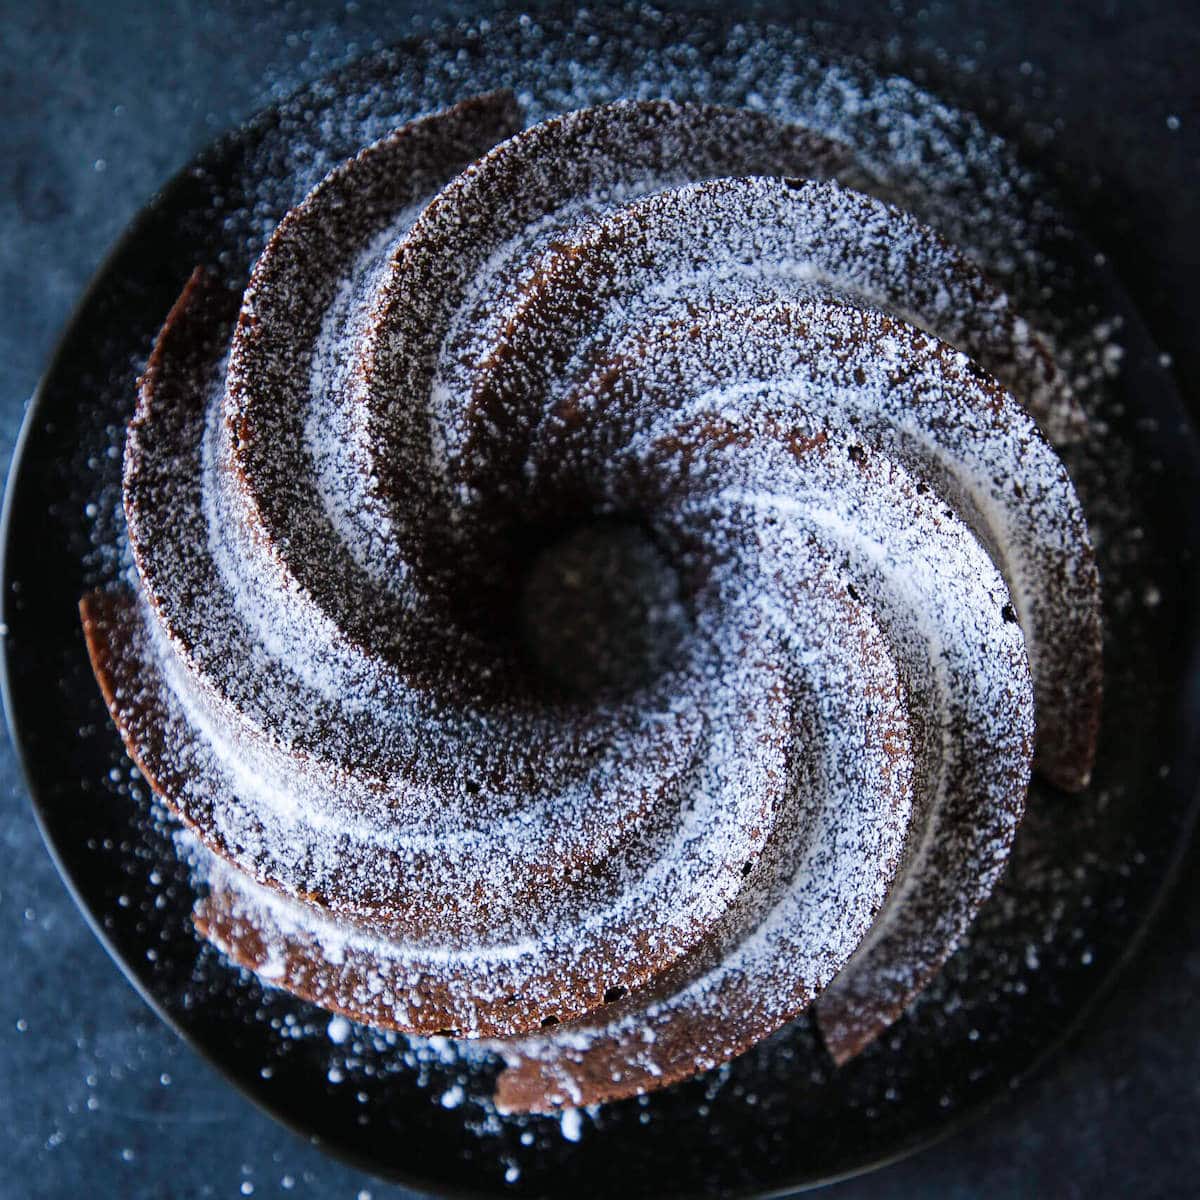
xmin=82 ymin=91 xmax=1100 ymax=1112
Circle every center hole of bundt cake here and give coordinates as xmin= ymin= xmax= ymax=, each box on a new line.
xmin=518 ymin=520 xmax=689 ymax=698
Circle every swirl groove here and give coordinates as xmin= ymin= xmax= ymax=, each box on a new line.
xmin=81 ymin=90 xmax=1101 ymax=1111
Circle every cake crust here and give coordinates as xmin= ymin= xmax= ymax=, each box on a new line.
xmin=81 ymin=92 xmax=1100 ymax=1112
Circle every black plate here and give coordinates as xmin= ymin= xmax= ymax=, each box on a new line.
xmin=5 ymin=11 xmax=1200 ymax=1199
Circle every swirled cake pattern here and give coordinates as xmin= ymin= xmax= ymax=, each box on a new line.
xmin=80 ymin=91 xmax=1101 ymax=1112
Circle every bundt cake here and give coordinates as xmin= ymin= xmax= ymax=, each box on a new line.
xmin=80 ymin=91 xmax=1102 ymax=1113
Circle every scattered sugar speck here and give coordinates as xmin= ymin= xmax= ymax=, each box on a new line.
xmin=560 ymin=1107 xmax=584 ymax=1142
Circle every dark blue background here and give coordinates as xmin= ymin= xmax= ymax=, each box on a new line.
xmin=2 ymin=2 xmax=1197 ymax=1197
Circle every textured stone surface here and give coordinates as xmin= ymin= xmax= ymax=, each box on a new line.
xmin=1 ymin=1 xmax=1196 ymax=1197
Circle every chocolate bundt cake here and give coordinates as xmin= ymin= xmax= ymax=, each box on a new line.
xmin=80 ymin=91 xmax=1102 ymax=1112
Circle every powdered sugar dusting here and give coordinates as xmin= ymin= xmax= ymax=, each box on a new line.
xmin=75 ymin=7 xmax=1119 ymax=1140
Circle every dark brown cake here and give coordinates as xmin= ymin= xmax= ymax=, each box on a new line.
xmin=81 ymin=92 xmax=1101 ymax=1112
